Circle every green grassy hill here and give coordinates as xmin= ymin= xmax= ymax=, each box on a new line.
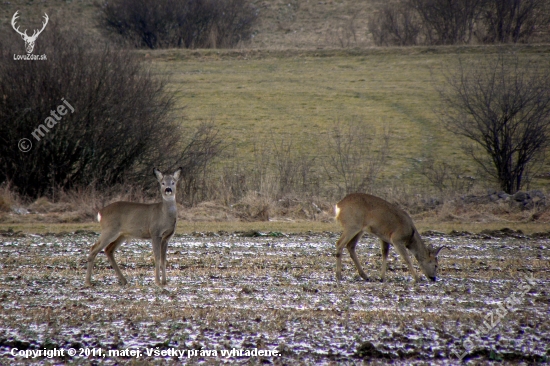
xmin=149 ymin=46 xmax=550 ymax=191
xmin=3 ymin=1 xmax=550 ymax=194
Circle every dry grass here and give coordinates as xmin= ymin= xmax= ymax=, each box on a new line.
xmin=0 ymin=183 xmax=19 ymax=213
xmin=3 ymin=180 xmax=550 ymax=235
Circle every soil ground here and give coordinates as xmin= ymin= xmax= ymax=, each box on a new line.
xmin=0 ymin=230 xmax=548 ymax=364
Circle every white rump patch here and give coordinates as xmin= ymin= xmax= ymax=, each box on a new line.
xmin=97 ymin=212 xmax=101 ymax=222
xmin=334 ymin=205 xmax=341 ymax=219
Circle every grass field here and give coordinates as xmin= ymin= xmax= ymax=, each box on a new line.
xmin=148 ymin=45 xmax=550 ymax=190
xmin=0 ymin=231 xmax=548 ymax=364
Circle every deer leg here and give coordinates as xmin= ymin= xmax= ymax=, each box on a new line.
xmin=335 ymin=229 xmax=361 ymax=282
xmin=104 ymin=237 xmax=127 ymax=286
xmin=160 ymin=237 xmax=169 ymax=286
xmin=392 ymin=239 xmax=419 ymax=283
xmin=346 ymin=232 xmax=369 ymax=281
xmin=86 ymin=231 xmax=121 ymax=286
xmin=152 ymin=236 xmax=162 ymax=286
xmin=380 ymin=240 xmax=390 ymax=282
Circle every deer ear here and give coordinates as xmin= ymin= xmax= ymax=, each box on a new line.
xmin=173 ymin=167 xmax=182 ymax=181
xmin=432 ymin=245 xmax=449 ymax=256
xmin=153 ymin=168 xmax=163 ymax=181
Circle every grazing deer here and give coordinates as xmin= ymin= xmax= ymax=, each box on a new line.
xmin=11 ymin=11 xmax=49 ymax=54
xmin=85 ymin=168 xmax=182 ymax=287
xmin=334 ymin=193 xmax=445 ymax=283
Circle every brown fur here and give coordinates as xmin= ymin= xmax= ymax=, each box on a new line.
xmin=334 ymin=193 xmax=444 ymax=283
xmin=85 ymin=168 xmax=182 ymax=287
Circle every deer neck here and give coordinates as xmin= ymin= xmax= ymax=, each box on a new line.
xmin=161 ymin=197 xmax=178 ymax=218
xmin=409 ymin=231 xmax=429 ymax=261
xmin=413 ymin=243 xmax=431 ymax=263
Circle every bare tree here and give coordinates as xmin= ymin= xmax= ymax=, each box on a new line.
xmin=409 ymin=0 xmax=485 ymax=44
xmin=271 ymin=136 xmax=316 ymax=198
xmin=325 ymin=120 xmax=391 ymax=196
xmin=438 ymin=53 xmax=550 ymax=194
xmin=420 ymin=158 xmax=474 ymax=193
xmin=100 ymin=0 xmax=258 ymax=49
xmin=481 ymin=0 xmax=550 ymax=43
xmin=177 ymin=122 xmax=226 ymax=205
xmin=368 ymin=3 xmax=420 ymax=46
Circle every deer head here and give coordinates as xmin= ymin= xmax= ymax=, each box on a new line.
xmin=419 ymin=245 xmax=450 ymax=281
xmin=11 ymin=11 xmax=49 ymax=54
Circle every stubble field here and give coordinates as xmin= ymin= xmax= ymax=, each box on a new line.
xmin=0 ymin=229 xmax=548 ymax=364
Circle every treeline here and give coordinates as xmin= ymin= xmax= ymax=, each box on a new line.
xmin=100 ymin=0 xmax=258 ymax=49
xmin=369 ymin=0 xmax=550 ymax=46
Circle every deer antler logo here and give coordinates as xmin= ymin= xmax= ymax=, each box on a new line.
xmin=11 ymin=11 xmax=49 ymax=54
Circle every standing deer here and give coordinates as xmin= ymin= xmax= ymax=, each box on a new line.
xmin=86 ymin=168 xmax=182 ymax=287
xmin=334 ymin=193 xmax=445 ymax=283
xmin=11 ymin=11 xmax=49 ymax=54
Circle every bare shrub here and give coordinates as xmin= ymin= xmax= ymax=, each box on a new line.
xmin=178 ymin=122 xmax=226 ymax=206
xmin=409 ymin=0 xmax=485 ymax=45
xmin=0 ymin=183 xmax=21 ymax=212
xmin=232 ymin=191 xmax=272 ymax=221
xmin=271 ymin=137 xmax=317 ymax=198
xmin=370 ymin=0 xmax=549 ymax=46
xmin=368 ymin=3 xmax=421 ymax=46
xmin=420 ymin=158 xmax=475 ymax=193
xmin=217 ymin=163 xmax=248 ymax=205
xmin=212 ymin=140 xmax=275 ymax=206
xmin=481 ymin=0 xmax=550 ymax=43
xmin=0 ymin=25 xmax=184 ymax=198
xmin=326 ymin=14 xmax=360 ymax=48
xmin=243 ymin=141 xmax=277 ymax=198
xmin=324 ymin=120 xmax=391 ymax=197
xmin=100 ymin=0 xmax=258 ymax=49
xmin=438 ymin=53 xmax=550 ymax=194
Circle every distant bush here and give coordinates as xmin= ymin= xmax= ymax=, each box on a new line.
xmin=0 ymin=25 xmax=221 ymax=199
xmin=369 ymin=0 xmax=550 ymax=46
xmin=480 ymin=0 xmax=550 ymax=43
xmin=368 ymin=4 xmax=420 ymax=46
xmin=100 ymin=0 xmax=258 ymax=49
